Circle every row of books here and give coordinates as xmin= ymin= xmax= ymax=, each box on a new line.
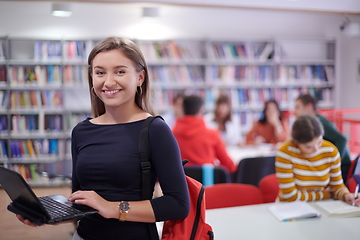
xmin=8 ymin=65 xmax=89 ymax=87
xmin=209 ymin=87 xmax=332 ymax=109
xmin=153 ymin=87 xmax=332 ymax=111
xmin=206 ymin=42 xmax=274 ymax=61
xmin=9 ymin=65 xmax=62 ymax=86
xmin=0 ymin=113 xmax=87 ymax=134
xmin=34 ymin=40 xmax=93 ymax=61
xmin=10 ymin=90 xmax=62 ymax=109
xmin=209 ymin=65 xmax=334 ymax=83
xmin=138 ymin=41 xmax=201 ymax=60
xmin=12 ymin=115 xmax=38 ymax=133
xmin=149 ymin=66 xmax=204 ymax=84
xmin=3 ymin=164 xmax=39 ymax=181
xmin=6 ymin=64 xmax=334 ymax=86
xmin=10 ymin=115 xmax=63 ymax=133
xmin=63 ymin=65 xmax=88 ymax=86
xmin=10 ymin=139 xmax=61 ymax=158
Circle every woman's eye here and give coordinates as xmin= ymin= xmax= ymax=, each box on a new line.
xmin=95 ymin=71 xmax=104 ymax=75
xmin=117 ymin=70 xmax=125 ymax=74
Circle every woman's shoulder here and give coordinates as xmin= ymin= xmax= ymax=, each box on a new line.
xmin=277 ymin=140 xmax=295 ymax=153
xmin=321 ymin=140 xmax=339 ymax=155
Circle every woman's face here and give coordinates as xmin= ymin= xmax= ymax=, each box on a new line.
xmin=217 ymin=103 xmax=230 ymax=119
xmin=91 ymin=49 xmax=144 ymax=111
xmin=297 ymin=135 xmax=323 ymax=154
xmin=265 ymin=102 xmax=279 ymax=118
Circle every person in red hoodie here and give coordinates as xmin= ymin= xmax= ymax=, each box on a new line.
xmin=172 ymin=95 xmax=237 ymax=173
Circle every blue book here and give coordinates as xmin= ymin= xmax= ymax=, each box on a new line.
xmin=47 ymin=66 xmax=54 ymax=84
xmin=1 ymin=140 xmax=7 ymax=158
xmin=49 ymin=139 xmax=57 ymax=154
xmin=29 ymin=115 xmax=35 ymax=131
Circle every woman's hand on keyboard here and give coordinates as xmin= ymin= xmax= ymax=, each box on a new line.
xmin=68 ymin=190 xmax=118 ymax=219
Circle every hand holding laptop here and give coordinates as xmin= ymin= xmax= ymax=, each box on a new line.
xmin=0 ymin=167 xmax=98 ymax=226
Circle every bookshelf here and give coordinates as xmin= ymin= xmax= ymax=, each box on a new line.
xmin=0 ymin=37 xmax=93 ymax=186
xmin=0 ymin=37 xmax=336 ymax=186
xmin=138 ymin=38 xmax=335 ymax=135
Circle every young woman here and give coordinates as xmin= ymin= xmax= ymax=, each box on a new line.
xmin=245 ymin=100 xmax=289 ymax=145
xmin=17 ymin=37 xmax=190 ymax=239
xmin=276 ymin=114 xmax=359 ymax=205
xmin=204 ymin=95 xmax=242 ymax=146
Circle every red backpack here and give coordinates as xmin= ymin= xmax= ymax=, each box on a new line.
xmin=139 ymin=116 xmax=214 ymax=240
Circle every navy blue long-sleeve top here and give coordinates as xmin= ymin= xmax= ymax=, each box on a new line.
xmin=71 ymin=117 xmax=190 ymax=240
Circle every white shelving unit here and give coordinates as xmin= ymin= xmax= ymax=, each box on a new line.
xmin=0 ymin=37 xmax=336 ymax=185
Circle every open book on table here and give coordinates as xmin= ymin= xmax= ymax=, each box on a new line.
xmin=268 ymin=201 xmax=321 ymax=222
xmin=314 ymin=200 xmax=360 ymax=218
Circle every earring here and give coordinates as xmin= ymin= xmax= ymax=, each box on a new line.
xmin=137 ymin=86 xmax=143 ymax=95
xmin=91 ymin=87 xmax=98 ymax=98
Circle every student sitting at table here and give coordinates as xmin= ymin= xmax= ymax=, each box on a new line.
xmin=172 ymin=94 xmax=237 ymax=173
xmin=204 ymin=94 xmax=242 ymax=146
xmin=294 ymin=94 xmax=351 ymax=182
xmin=276 ymin=114 xmax=360 ymax=206
xmin=245 ymin=100 xmax=289 ymax=145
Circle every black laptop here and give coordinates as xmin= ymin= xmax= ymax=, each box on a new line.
xmin=0 ymin=167 xmax=98 ymax=226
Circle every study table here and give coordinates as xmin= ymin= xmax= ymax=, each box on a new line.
xmin=227 ymin=144 xmax=277 ymax=164
xmin=206 ymin=202 xmax=360 ymax=240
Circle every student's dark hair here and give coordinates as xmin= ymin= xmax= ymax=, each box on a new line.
xmin=183 ymin=95 xmax=203 ymax=115
xmin=87 ymin=36 xmax=155 ymax=117
xmin=291 ymin=115 xmax=324 ymax=143
xmin=296 ymin=94 xmax=317 ymax=111
xmin=259 ymin=100 xmax=282 ymax=124
xmin=213 ymin=95 xmax=232 ymax=123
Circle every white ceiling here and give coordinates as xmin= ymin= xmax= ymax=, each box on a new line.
xmin=1 ymin=0 xmax=360 ymax=40
xmin=10 ymin=0 xmax=360 ymax=14
xmin=118 ymin=0 xmax=360 ymax=14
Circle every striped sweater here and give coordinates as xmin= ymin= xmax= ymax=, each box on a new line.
xmin=276 ymin=140 xmax=349 ymax=202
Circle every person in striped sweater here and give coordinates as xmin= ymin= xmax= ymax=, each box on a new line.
xmin=276 ymin=115 xmax=360 ymax=205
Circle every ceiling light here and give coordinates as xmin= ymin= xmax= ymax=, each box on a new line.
xmin=142 ymin=7 xmax=159 ymax=18
xmin=52 ymin=3 xmax=72 ymax=17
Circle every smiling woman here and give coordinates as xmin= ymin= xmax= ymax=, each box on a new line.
xmin=15 ymin=37 xmax=190 ymax=240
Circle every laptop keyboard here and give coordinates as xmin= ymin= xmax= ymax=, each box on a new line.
xmin=39 ymin=196 xmax=83 ymax=219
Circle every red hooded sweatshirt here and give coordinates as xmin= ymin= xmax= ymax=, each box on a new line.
xmin=172 ymin=115 xmax=237 ymax=173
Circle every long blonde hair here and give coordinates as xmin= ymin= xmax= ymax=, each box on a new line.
xmin=87 ymin=37 xmax=155 ymax=117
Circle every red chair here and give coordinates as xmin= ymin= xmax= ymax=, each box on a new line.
xmin=348 ymin=174 xmax=360 ymax=193
xmin=204 ymin=183 xmax=264 ymax=209
xmin=259 ymin=173 xmax=279 ymax=203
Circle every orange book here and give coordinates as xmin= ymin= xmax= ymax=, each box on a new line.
xmin=18 ymin=164 xmax=27 ymax=179
xmin=26 ymin=139 xmax=35 ymax=157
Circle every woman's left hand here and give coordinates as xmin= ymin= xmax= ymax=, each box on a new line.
xmin=68 ymin=191 xmax=118 ymax=219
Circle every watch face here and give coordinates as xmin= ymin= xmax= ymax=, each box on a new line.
xmin=120 ymin=201 xmax=130 ymax=211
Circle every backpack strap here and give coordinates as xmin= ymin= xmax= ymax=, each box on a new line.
xmin=190 ymin=185 xmax=205 ymax=240
xmin=139 ymin=115 xmax=163 ymax=240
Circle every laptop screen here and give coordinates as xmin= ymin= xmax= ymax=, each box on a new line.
xmin=0 ymin=167 xmax=48 ymax=217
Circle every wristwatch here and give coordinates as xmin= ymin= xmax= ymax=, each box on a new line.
xmin=118 ymin=201 xmax=130 ymax=222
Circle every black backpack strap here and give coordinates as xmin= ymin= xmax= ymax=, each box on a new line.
xmin=139 ymin=115 xmax=163 ymax=240
xmin=190 ymin=185 xmax=204 ymax=240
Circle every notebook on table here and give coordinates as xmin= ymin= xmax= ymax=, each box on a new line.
xmin=268 ymin=201 xmax=321 ymax=221
xmin=314 ymin=200 xmax=360 ymax=218
xmin=0 ymin=167 xmax=98 ymax=226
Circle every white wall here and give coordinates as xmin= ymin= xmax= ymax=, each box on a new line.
xmin=0 ymin=1 xmax=359 ymax=109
